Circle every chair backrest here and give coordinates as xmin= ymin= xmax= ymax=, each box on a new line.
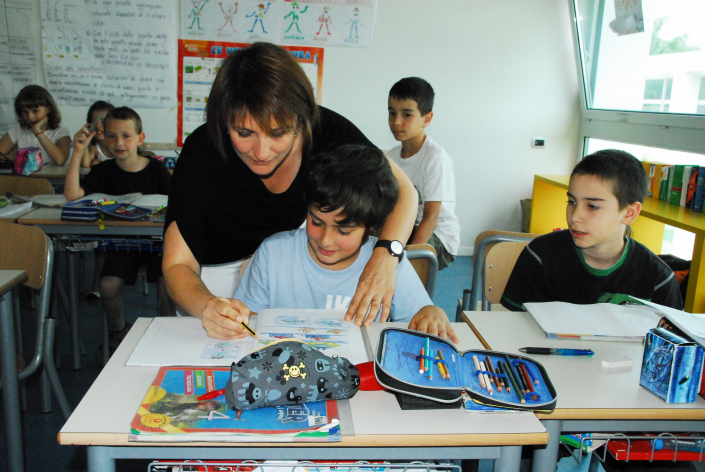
xmin=0 ymin=221 xmax=51 ymax=290
xmin=0 ymin=175 xmax=54 ymax=196
xmin=468 ymin=230 xmax=542 ymax=310
xmin=484 ymin=240 xmax=532 ymax=305
xmin=406 ymin=243 xmax=438 ymax=299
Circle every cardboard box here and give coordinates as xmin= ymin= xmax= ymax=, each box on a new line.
xmin=640 ymin=327 xmax=704 ymax=403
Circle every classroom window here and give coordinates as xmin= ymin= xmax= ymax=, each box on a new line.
xmin=585 ymin=138 xmax=703 ymax=260
xmin=575 ymin=0 xmax=705 ymax=115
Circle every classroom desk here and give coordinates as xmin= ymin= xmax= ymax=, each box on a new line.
xmin=18 ymin=207 xmax=163 ymax=370
xmin=30 ymin=165 xmax=89 ymax=187
xmin=463 ymin=311 xmax=705 ymax=472
xmin=58 ymin=319 xmax=548 ymax=472
xmin=0 ymin=269 xmax=28 ymax=472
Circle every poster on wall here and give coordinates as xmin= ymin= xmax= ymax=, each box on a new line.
xmin=177 ymin=39 xmax=323 ymax=147
xmin=40 ymin=0 xmax=177 ymax=109
xmin=181 ymin=0 xmax=376 ymax=48
xmin=0 ymin=0 xmax=38 ymax=135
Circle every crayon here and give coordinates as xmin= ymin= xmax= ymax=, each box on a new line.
xmin=502 ymin=359 xmax=525 ymax=404
xmin=438 ymin=350 xmax=450 ymax=380
xmin=419 ymin=348 xmax=425 ymax=374
xmin=473 ymin=355 xmax=486 ymax=389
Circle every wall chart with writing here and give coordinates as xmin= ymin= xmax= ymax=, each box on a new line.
xmin=181 ymin=0 xmax=376 ymax=48
xmin=41 ymin=0 xmax=176 ymax=109
xmin=0 ymin=0 xmax=38 ymax=134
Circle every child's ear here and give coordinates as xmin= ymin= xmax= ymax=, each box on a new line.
xmin=137 ymin=132 xmax=146 ymax=147
xmin=621 ymin=201 xmax=642 ymax=225
xmin=422 ymin=111 xmax=433 ymax=128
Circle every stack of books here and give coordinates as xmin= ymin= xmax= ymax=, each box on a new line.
xmin=644 ymin=162 xmax=705 ymax=211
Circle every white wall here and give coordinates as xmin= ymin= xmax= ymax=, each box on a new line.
xmin=29 ymin=0 xmax=580 ymax=255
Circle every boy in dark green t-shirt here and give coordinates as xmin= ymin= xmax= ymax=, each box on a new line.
xmin=502 ymin=150 xmax=682 ymax=311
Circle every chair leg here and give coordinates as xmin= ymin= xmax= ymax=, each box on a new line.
xmin=78 ymin=251 xmax=85 ymax=294
xmin=13 ymin=286 xmax=28 ymax=411
xmin=102 ymin=311 xmax=109 ymax=366
xmin=51 ymin=287 xmax=62 ymax=370
xmin=39 ymin=369 xmax=52 ymax=413
xmin=43 ymin=318 xmax=72 ymax=421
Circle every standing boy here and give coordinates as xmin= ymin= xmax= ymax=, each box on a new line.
xmin=501 ymin=149 xmax=682 ymax=311
xmin=229 ymin=145 xmax=459 ymax=342
xmin=387 ymin=77 xmax=460 ymax=270
xmin=65 ymin=107 xmax=176 ymax=358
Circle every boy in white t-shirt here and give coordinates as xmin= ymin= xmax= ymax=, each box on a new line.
xmin=387 ymin=77 xmax=460 ymax=270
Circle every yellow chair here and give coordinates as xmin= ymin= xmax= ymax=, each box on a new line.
xmin=0 ymin=175 xmax=54 ymax=196
xmin=0 ymin=221 xmax=71 ymax=420
xmin=406 ymin=243 xmax=438 ymax=298
xmin=456 ymin=230 xmax=541 ymax=318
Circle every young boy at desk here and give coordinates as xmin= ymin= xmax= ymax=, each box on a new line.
xmin=501 ymin=149 xmax=683 ymax=311
xmin=387 ymin=77 xmax=460 ymax=271
xmin=65 ymin=106 xmax=176 ymax=359
xmin=232 ymin=144 xmax=459 ymax=343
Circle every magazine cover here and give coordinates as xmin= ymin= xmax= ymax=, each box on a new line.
xmin=129 ymin=366 xmax=341 ymax=442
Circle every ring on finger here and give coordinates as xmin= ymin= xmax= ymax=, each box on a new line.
xmin=371 ymin=299 xmax=381 ymax=304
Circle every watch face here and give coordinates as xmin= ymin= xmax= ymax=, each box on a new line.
xmin=390 ymin=240 xmax=404 ymax=255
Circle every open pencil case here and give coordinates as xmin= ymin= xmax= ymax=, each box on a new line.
xmin=99 ymin=203 xmax=150 ymax=221
xmin=374 ymin=328 xmax=557 ymax=412
xmin=60 ymin=199 xmax=101 ymax=222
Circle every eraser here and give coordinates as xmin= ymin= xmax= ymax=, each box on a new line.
xmin=601 ymin=356 xmax=633 ymax=368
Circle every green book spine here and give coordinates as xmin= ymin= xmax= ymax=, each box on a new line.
xmin=670 ymin=165 xmax=684 ymax=205
xmin=660 ymin=167 xmax=670 ymax=201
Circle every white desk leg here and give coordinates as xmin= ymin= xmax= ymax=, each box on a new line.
xmin=87 ymin=446 xmax=115 ymax=472
xmin=494 ymin=445 xmax=521 ymax=472
xmin=67 ymin=248 xmax=82 ymax=370
xmin=1 ymin=289 xmax=24 ymax=472
xmin=531 ymin=419 xmax=562 ymax=472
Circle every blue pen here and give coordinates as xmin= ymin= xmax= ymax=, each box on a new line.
xmin=519 ymin=347 xmax=594 ymax=356
xmin=425 ymin=337 xmax=430 ymax=373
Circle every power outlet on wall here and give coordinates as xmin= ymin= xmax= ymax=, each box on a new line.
xmin=532 ymin=137 xmax=546 ymax=148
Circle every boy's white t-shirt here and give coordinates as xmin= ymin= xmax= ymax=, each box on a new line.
xmin=387 ymin=135 xmax=460 ymax=255
xmin=8 ymin=124 xmax=70 ymax=166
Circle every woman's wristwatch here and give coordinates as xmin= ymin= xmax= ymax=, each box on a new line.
xmin=374 ymin=239 xmax=404 ymax=262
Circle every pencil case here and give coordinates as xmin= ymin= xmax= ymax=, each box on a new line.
xmin=60 ymin=200 xmax=101 ymax=222
xmin=99 ymin=203 xmax=150 ymax=221
xmin=374 ymin=328 xmax=557 ymax=412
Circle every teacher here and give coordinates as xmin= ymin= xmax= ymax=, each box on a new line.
xmin=163 ymin=42 xmax=417 ymax=339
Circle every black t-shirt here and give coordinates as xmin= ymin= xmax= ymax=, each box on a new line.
xmin=501 ymin=230 xmax=683 ymax=311
xmin=165 ymin=106 xmax=374 ymax=266
xmin=81 ymin=158 xmax=171 ymax=196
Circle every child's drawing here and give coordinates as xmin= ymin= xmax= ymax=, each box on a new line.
xmin=315 ymin=319 xmax=344 ymax=328
xmin=345 ymin=7 xmax=362 ymax=40
xmin=276 ymin=316 xmax=309 ymax=326
xmin=316 ymin=6 xmax=332 ymax=36
xmin=218 ymin=2 xmax=238 ymax=32
xmin=188 ymin=0 xmax=210 ymax=30
xmin=284 ymin=2 xmax=308 ymax=34
xmin=247 ymin=2 xmax=271 ymax=33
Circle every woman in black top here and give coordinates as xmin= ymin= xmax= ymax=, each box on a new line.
xmin=164 ymin=42 xmax=417 ymax=339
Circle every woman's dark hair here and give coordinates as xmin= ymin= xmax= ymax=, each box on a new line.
xmin=14 ymin=85 xmax=61 ymax=129
xmin=86 ymin=100 xmax=115 ymax=124
xmin=572 ymin=149 xmax=647 ymax=209
xmin=207 ymin=42 xmax=320 ymax=160
xmin=305 ymin=145 xmax=399 ymax=240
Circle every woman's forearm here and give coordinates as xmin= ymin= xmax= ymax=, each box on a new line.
xmin=381 ymin=156 xmax=417 ymax=242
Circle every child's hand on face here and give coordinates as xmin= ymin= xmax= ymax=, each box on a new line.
xmin=72 ymin=125 xmax=96 ymax=155
xmin=408 ymin=306 xmax=460 ymax=344
xmin=31 ymin=114 xmax=49 ymax=135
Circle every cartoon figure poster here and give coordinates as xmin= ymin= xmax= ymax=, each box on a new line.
xmin=130 ymin=366 xmax=340 ymax=442
xmin=177 ymin=39 xmax=323 ymax=146
xmin=180 ymin=0 xmax=377 ymax=48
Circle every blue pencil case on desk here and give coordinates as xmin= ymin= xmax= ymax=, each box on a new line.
xmin=60 ymin=200 xmax=101 ymax=222
xmin=99 ymin=203 xmax=150 ymax=221
xmin=374 ymin=328 xmax=558 ymax=412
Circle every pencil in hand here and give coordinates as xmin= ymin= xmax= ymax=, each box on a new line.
xmin=240 ymin=320 xmax=260 ymax=340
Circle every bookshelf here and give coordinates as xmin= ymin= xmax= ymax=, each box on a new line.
xmin=530 ymin=174 xmax=705 ymax=313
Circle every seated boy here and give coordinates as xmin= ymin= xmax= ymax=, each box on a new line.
xmin=232 ymin=144 xmax=459 ymax=343
xmin=65 ymin=107 xmax=176 ymax=358
xmin=387 ymin=77 xmax=460 ymax=270
xmin=501 ymin=149 xmax=683 ymax=311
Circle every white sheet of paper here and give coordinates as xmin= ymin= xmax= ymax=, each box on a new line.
xmin=524 ymin=302 xmax=661 ymax=339
xmin=31 ymin=192 xmax=142 ymax=208
xmin=630 ymin=297 xmax=705 ymax=345
xmin=133 ymin=194 xmax=168 ymax=210
xmin=126 ymin=309 xmax=367 ymax=367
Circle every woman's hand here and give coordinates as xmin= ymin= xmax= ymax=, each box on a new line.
xmin=200 ymin=297 xmax=253 ymax=339
xmin=408 ymin=306 xmax=460 ymax=343
xmin=345 ymin=248 xmax=398 ymax=326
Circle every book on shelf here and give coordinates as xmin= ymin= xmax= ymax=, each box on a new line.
xmin=685 ymin=167 xmax=699 ymax=209
xmin=669 ymin=165 xmax=685 ymax=206
xmin=680 ymin=166 xmax=691 ymax=207
xmin=129 ymin=366 xmax=341 ymax=443
xmin=693 ymin=166 xmax=705 ymax=212
xmin=659 ymin=166 xmax=671 ymax=202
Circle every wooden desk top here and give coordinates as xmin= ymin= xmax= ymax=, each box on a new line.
xmin=59 ymin=319 xmax=548 ymax=447
xmin=0 ymin=270 xmax=27 ymax=297
xmin=18 ymin=208 xmax=162 ymax=228
xmin=464 ymin=311 xmax=705 ymax=420
xmin=30 ymin=166 xmax=89 ymax=179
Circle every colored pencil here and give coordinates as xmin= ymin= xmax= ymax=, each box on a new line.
xmin=438 ymin=350 xmax=450 ymax=380
xmin=496 ymin=361 xmax=509 ymax=392
xmin=486 ymin=355 xmax=500 ymax=387
xmin=240 ymin=320 xmax=260 ymax=340
xmin=473 ymin=355 xmax=486 ymax=389
xmin=502 ymin=359 xmax=525 ymax=404
xmin=424 ymin=337 xmax=430 ymax=372
xmin=419 ymin=348 xmax=425 ymax=374
xmin=480 ymin=361 xmax=493 ymax=395
xmin=515 ymin=360 xmax=529 ymax=393
xmin=523 ymin=363 xmax=539 ymax=385
xmin=495 ymin=360 xmax=505 ymax=390
xmin=436 ymin=357 xmax=446 ymax=379
xmin=519 ymin=363 xmax=538 ymax=401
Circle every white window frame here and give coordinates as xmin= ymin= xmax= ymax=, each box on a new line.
xmin=568 ymin=0 xmax=705 ymax=162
